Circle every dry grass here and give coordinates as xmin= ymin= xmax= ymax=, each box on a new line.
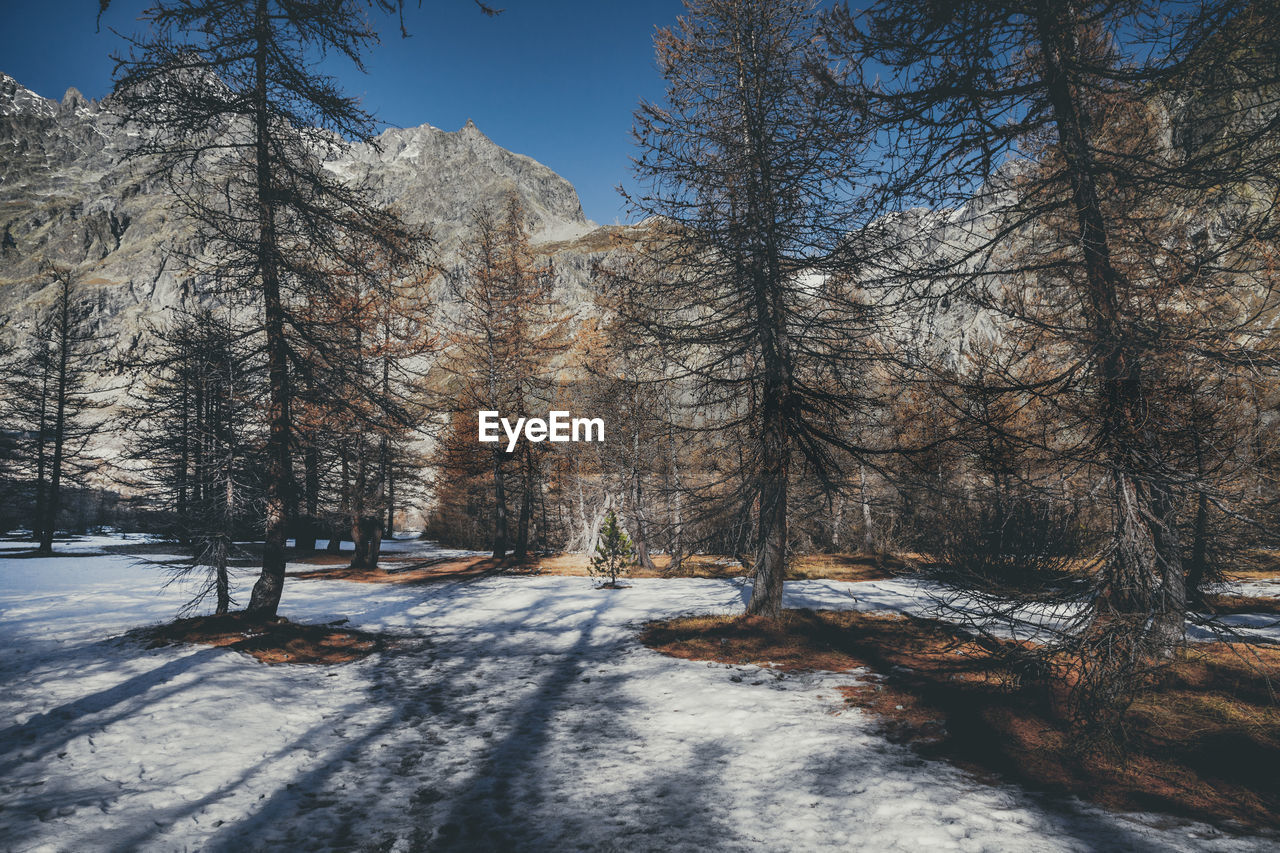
xmin=532 ymin=552 xmax=745 ymax=579
xmin=1205 ymin=594 xmax=1280 ymax=617
xmin=640 ymin=609 xmax=1280 ymax=831
xmin=133 ymin=613 xmax=392 ymax=664
xmin=285 ymin=551 xmax=907 ymax=584
xmin=286 ymin=556 xmax=511 ymax=584
xmin=1225 ymin=550 xmax=1280 ymax=583
xmin=785 ymin=552 xmax=914 ymax=582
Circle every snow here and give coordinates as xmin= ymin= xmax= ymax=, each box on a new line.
xmin=1 ymin=541 xmax=1277 ymax=851
xmin=0 ymin=532 xmax=164 ymax=556
xmin=284 ymin=535 xmax=484 ymax=560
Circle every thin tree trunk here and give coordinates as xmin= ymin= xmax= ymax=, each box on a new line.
xmin=214 ymin=533 xmax=230 ymax=615
xmin=31 ymin=358 xmax=49 ymax=544
xmin=630 ymin=428 xmax=657 ymax=570
xmin=632 ymin=475 xmax=656 ymax=570
xmin=831 ymin=494 xmax=844 ymax=552
xmin=297 ymin=439 xmax=319 ymax=551
xmin=513 ymin=447 xmax=532 ymax=564
xmin=385 ymin=467 xmax=395 ymax=537
xmin=492 ymin=449 xmax=509 ymax=560
xmin=247 ymin=0 xmax=291 ymax=617
xmin=327 ymin=447 xmax=348 ymax=554
xmin=350 ymin=440 xmax=370 ymax=569
xmin=176 ymin=369 xmax=189 ymax=540
xmin=860 ymin=464 xmax=875 ymax=553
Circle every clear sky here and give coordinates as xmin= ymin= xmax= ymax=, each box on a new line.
xmin=0 ymin=0 xmax=692 ymax=225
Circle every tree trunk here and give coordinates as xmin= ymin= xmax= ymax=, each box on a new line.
xmin=513 ymin=447 xmax=533 ymax=564
xmin=666 ymin=410 xmax=684 ymax=573
xmin=327 ymin=448 xmax=348 ymax=554
xmin=748 ymin=407 xmax=789 ymax=618
xmin=176 ymin=369 xmax=189 ymax=540
xmin=1035 ymin=4 xmax=1184 ymax=649
xmin=349 ymin=441 xmax=371 ymax=569
xmin=351 ymin=515 xmax=381 ymax=570
xmin=296 ymin=439 xmax=319 ymax=552
xmin=831 ymin=493 xmax=844 ymax=551
xmin=247 ymin=0 xmax=291 ymax=617
xmin=1186 ymin=432 xmax=1210 ymax=603
xmin=31 ymin=359 xmax=49 ymax=544
xmin=385 ymin=468 xmax=395 ymax=537
xmin=630 ymin=430 xmax=657 ymax=571
xmin=860 ymin=464 xmax=875 ymax=553
xmin=492 ymin=449 xmax=509 ymax=560
xmin=214 ymin=533 xmax=230 ymax=615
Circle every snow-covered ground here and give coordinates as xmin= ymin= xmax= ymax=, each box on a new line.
xmin=2 ymin=539 xmax=1277 ymax=852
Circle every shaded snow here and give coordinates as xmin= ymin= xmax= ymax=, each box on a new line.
xmin=1 ymin=544 xmax=1276 ymax=851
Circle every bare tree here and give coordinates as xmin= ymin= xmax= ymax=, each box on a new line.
xmin=7 ymin=264 xmax=107 ymax=554
xmin=626 ymin=0 xmax=877 ymax=617
xmin=124 ymin=307 xmax=259 ymax=613
xmin=435 ymin=195 xmax=567 ymax=563
xmin=822 ymin=0 xmax=1280 ymax=719
xmin=111 ymin=0 xmax=425 ymax=615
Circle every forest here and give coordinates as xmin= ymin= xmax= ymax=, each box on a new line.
xmin=2 ymin=0 xmax=1279 ymax=849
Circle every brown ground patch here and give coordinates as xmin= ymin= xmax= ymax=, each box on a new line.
xmin=502 ymin=551 xmax=905 ymax=581
xmin=287 ymin=556 xmax=511 ymax=584
xmin=532 ymin=552 xmax=745 ymax=579
xmin=640 ymin=609 xmax=1280 ymax=831
xmin=285 ymin=551 xmax=906 ymax=584
xmin=1205 ymin=594 xmax=1280 ymax=617
xmin=786 ymin=552 xmax=913 ymax=582
xmin=1226 ymin=550 xmax=1280 ymax=583
xmin=134 ymin=612 xmax=392 ymax=664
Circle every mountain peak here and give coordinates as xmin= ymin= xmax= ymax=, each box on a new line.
xmin=0 ymin=71 xmax=57 ymax=119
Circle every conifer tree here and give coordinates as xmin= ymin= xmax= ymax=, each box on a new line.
xmin=821 ymin=0 xmax=1280 ymax=717
xmin=590 ymin=509 xmax=634 ymax=587
xmin=111 ymin=0 xmax=425 ymax=615
xmin=627 ymin=0 xmax=878 ymax=617
xmin=124 ymin=307 xmax=258 ymax=613
xmin=436 ymin=194 xmax=568 ymax=562
xmin=8 ymin=264 xmax=107 ymax=554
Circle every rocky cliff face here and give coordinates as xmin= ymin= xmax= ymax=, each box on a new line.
xmin=0 ymin=71 xmax=621 ymax=356
xmin=328 ymin=120 xmax=594 ymax=252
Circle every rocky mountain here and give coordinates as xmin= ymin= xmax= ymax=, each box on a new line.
xmin=0 ymin=71 xmax=637 ymax=356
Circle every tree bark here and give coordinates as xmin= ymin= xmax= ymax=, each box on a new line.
xmin=296 ymin=439 xmax=319 ymax=552
xmin=513 ymin=446 xmax=533 ymax=564
xmin=860 ymin=464 xmax=875 ymax=553
xmin=748 ymin=402 xmax=789 ymax=618
xmin=247 ymin=0 xmax=291 ymax=617
xmin=491 ymin=448 xmax=509 ymax=560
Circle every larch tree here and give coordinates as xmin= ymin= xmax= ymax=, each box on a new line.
xmin=124 ymin=307 xmax=259 ymax=613
xmin=8 ymin=264 xmax=107 ymax=555
xmin=822 ymin=0 xmax=1280 ymax=715
xmin=304 ymin=234 xmax=435 ymax=570
xmin=110 ymin=0 xmax=424 ymax=616
xmin=627 ymin=0 xmax=877 ymax=617
xmin=437 ymin=194 xmax=568 ymax=563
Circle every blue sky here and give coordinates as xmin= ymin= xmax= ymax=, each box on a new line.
xmin=0 ymin=0 xmax=691 ymax=225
